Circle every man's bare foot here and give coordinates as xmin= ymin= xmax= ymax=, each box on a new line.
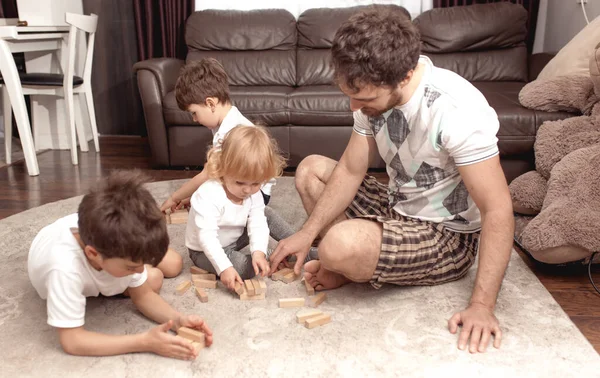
xmin=303 ymin=260 xmax=350 ymax=291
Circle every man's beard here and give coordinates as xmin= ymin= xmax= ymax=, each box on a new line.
xmin=361 ymin=89 xmax=403 ymax=117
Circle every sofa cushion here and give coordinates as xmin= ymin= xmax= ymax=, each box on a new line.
xmin=187 ymin=50 xmax=297 ymax=87
xmin=297 ymin=49 xmax=334 ymax=86
xmin=415 ymin=2 xmax=527 ymax=53
xmin=473 ymin=81 xmax=535 ymax=156
xmin=296 ymin=5 xmax=409 ymax=86
xmin=186 ymin=9 xmax=297 ymax=86
xmin=288 ymin=85 xmax=352 ymax=126
xmin=425 ymin=48 xmax=528 ymax=82
xmin=297 ymin=5 xmax=409 ymax=49
xmin=168 ymin=125 xmax=291 ymax=167
xmin=472 ymin=82 xmax=574 ymax=157
xmin=230 ymin=86 xmax=292 ymax=126
xmin=163 ymin=86 xmax=292 ymax=127
xmin=416 ymin=3 xmax=528 ymax=82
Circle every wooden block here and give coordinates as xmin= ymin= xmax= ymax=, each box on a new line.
xmin=244 ymin=279 xmax=256 ymax=296
xmin=281 ymin=271 xmax=299 ymax=283
xmin=253 ymin=278 xmax=267 ymax=295
xmin=165 ymin=213 xmax=171 ymax=224
xmin=304 ymin=279 xmax=315 ymax=296
xmin=193 ymin=278 xmax=218 ymax=289
xmin=272 ymin=267 xmax=294 ymax=281
xmin=305 ymin=313 xmax=331 ymax=329
xmin=240 ymin=292 xmax=266 ymax=301
xmin=195 ymin=287 xmax=208 ymax=303
xmin=190 ymin=266 xmax=209 ymax=275
xmin=175 ymin=280 xmax=191 ymax=295
xmin=176 ymin=335 xmax=205 ymax=352
xmin=169 ymin=209 xmax=189 ymax=224
xmin=296 ymin=309 xmax=323 ymax=324
xmin=279 ymin=298 xmax=305 ymax=308
xmin=192 ymin=273 xmax=217 ymax=281
xmin=177 ymin=326 xmax=206 ymax=343
xmin=310 ymin=292 xmax=327 ymax=307
xmin=234 ymin=282 xmax=245 ymax=296
xmin=191 ymin=341 xmax=204 ymax=353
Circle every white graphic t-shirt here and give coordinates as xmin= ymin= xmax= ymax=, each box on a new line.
xmin=353 ymin=56 xmax=499 ymax=232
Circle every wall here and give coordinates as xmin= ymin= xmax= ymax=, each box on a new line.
xmin=196 ymin=0 xmax=433 ymax=19
xmin=535 ymin=0 xmax=600 ymax=53
xmin=83 ymin=0 xmax=145 ymax=135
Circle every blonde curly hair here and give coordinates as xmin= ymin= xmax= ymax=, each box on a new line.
xmin=205 ymin=125 xmax=286 ymax=183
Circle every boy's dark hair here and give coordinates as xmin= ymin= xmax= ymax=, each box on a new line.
xmin=331 ymin=6 xmax=420 ymax=93
xmin=175 ymin=58 xmax=231 ymax=110
xmin=77 ymin=170 xmax=169 ymax=266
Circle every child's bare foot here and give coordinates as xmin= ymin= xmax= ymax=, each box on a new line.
xmin=303 ymin=260 xmax=350 ymax=291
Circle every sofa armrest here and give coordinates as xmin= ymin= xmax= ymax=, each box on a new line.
xmin=133 ymin=58 xmax=184 ymax=98
xmin=133 ymin=58 xmax=184 ymax=167
xmin=528 ymin=53 xmax=555 ymax=82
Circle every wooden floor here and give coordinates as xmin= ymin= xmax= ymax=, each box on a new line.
xmin=2 ymin=136 xmax=599 ymax=353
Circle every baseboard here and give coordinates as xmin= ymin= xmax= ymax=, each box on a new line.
xmin=98 ymin=135 xmax=151 ymax=157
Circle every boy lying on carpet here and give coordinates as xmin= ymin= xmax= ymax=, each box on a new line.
xmin=27 ymin=170 xmax=213 ymax=359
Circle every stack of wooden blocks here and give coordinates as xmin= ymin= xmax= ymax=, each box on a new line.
xmin=166 ymin=208 xmax=189 ymax=225
xmin=176 ymin=326 xmax=206 ymax=353
xmin=271 ymin=267 xmax=300 ymax=283
xmin=235 ymin=277 xmax=267 ymax=300
xmin=175 ymin=266 xmax=218 ymax=303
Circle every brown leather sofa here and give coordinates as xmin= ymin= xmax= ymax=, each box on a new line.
xmin=133 ymin=2 xmax=572 ymax=183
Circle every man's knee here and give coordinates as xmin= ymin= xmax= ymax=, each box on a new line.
xmin=146 ymin=267 xmax=164 ymax=293
xmin=319 ymin=220 xmax=382 ymax=280
xmin=295 ymin=155 xmax=326 ymax=188
xmin=318 ymin=224 xmax=354 ymax=269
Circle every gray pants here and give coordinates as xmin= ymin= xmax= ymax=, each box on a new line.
xmin=188 ymin=206 xmax=318 ymax=279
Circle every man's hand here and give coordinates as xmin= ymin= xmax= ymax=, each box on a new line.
xmin=220 ymin=267 xmax=244 ymax=291
xmin=143 ymin=320 xmax=196 ymax=360
xmin=448 ymin=303 xmax=502 ymax=353
xmin=177 ymin=315 xmax=213 ymax=347
xmin=252 ymin=251 xmax=270 ymax=277
xmin=269 ymin=229 xmax=314 ymax=275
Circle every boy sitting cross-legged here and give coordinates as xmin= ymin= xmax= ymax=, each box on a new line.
xmin=27 ymin=170 xmax=213 ymax=359
xmin=160 ymin=57 xmax=274 ymax=212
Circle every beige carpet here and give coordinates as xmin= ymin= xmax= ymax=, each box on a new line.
xmin=1 ymin=178 xmax=599 ymax=377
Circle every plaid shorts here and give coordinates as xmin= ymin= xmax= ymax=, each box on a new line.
xmin=345 ymin=176 xmax=480 ymax=289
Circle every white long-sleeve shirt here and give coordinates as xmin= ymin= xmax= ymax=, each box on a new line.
xmin=185 ymin=179 xmax=269 ymax=274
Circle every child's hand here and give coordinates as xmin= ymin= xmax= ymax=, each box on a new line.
xmin=143 ymin=320 xmax=196 ymax=360
xmin=177 ymin=315 xmax=213 ymax=347
xmin=252 ymin=251 xmax=270 ymax=277
xmin=160 ymin=196 xmax=191 ymax=213
xmin=160 ymin=196 xmax=179 ymax=213
xmin=220 ymin=267 xmax=243 ymax=291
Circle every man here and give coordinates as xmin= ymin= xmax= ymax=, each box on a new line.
xmin=269 ymin=7 xmax=514 ymax=354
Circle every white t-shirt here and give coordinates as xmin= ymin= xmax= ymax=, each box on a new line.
xmin=353 ymin=56 xmax=499 ymax=232
xmin=211 ymin=106 xmax=276 ymax=196
xmin=28 ymin=214 xmax=148 ymax=328
xmin=185 ymin=179 xmax=269 ymax=274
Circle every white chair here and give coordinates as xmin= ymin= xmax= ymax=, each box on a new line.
xmin=3 ymin=12 xmax=99 ymax=165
